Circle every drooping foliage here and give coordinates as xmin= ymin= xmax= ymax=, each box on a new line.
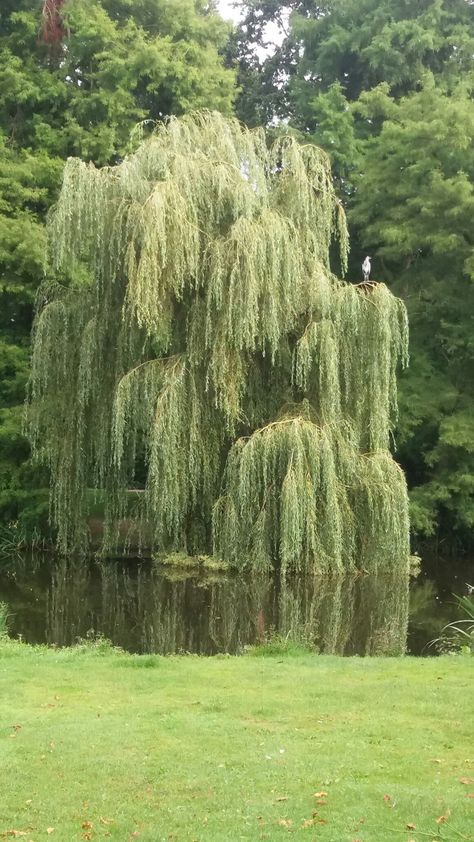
xmin=0 ymin=0 xmax=235 ymax=539
xmin=28 ymin=111 xmax=409 ymax=573
xmin=230 ymin=0 xmax=474 ymax=553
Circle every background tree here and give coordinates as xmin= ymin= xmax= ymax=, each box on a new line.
xmin=230 ymin=0 xmax=474 ymax=553
xmin=0 ymin=0 xmax=235 ymax=538
xmin=352 ymin=80 xmax=474 ymax=544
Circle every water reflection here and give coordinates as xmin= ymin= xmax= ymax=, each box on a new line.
xmin=0 ymin=556 xmax=410 ymax=655
xmin=279 ymin=573 xmax=409 ymax=656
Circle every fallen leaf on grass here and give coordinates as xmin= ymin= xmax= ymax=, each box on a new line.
xmin=277 ymin=819 xmax=292 ymax=828
xmin=301 ymin=819 xmax=315 ymax=828
xmin=99 ymin=819 xmax=113 ymax=826
xmin=383 ymin=794 xmax=391 ymax=802
xmin=459 ymin=777 xmax=474 ymax=785
xmin=275 ymin=796 xmax=288 ymax=802
xmin=81 ymin=823 xmax=93 ymax=831
xmin=406 ymin=823 xmax=416 ymax=830
xmin=313 ymin=791 xmax=328 ymax=798
xmin=436 ymin=810 xmax=450 ymax=824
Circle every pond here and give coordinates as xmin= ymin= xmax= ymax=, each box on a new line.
xmin=0 ymin=555 xmax=472 ymax=656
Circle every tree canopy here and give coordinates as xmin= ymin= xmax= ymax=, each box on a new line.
xmin=231 ymin=0 xmax=474 ymax=552
xmin=28 ymin=112 xmax=410 ymax=573
xmin=0 ymin=0 xmax=236 ymax=538
xmin=3 ymin=0 xmax=472 ymax=558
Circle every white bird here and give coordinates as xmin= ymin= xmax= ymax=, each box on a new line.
xmin=362 ymin=255 xmax=371 ymax=281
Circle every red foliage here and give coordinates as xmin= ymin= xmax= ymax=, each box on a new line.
xmin=41 ymin=0 xmax=66 ymax=45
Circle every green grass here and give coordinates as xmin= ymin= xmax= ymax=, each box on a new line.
xmin=154 ymin=552 xmax=232 ymax=572
xmin=432 ymin=594 xmax=474 ymax=656
xmin=0 ymin=641 xmax=473 ymax=841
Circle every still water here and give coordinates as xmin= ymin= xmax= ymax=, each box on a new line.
xmin=0 ymin=555 xmax=471 ymax=656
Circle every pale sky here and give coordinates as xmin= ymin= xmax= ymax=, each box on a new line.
xmin=217 ymin=0 xmax=242 ymax=24
xmin=217 ymin=0 xmax=286 ymax=55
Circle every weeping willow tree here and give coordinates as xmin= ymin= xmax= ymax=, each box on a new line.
xmin=27 ymin=111 xmax=409 ymax=572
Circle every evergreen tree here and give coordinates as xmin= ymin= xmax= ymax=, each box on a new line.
xmin=351 ymin=80 xmax=474 ymax=542
xmin=28 ymin=112 xmax=410 ymax=573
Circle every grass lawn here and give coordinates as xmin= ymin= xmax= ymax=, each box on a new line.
xmin=0 ymin=640 xmax=473 ymax=842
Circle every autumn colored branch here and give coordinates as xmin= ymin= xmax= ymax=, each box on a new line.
xmin=40 ymin=0 xmax=65 ymax=45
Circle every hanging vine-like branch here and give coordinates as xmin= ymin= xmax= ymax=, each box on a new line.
xmin=27 ymin=111 xmax=409 ymax=573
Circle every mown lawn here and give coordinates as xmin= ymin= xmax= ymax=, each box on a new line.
xmin=0 ymin=641 xmax=473 ymax=842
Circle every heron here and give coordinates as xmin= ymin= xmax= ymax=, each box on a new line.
xmin=362 ymin=255 xmax=371 ymax=281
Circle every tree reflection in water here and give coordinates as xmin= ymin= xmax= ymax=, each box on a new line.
xmin=37 ymin=559 xmax=409 ymax=655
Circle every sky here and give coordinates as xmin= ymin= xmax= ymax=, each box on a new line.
xmin=217 ymin=0 xmax=243 ymax=24
xmin=217 ymin=0 xmax=287 ymax=54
